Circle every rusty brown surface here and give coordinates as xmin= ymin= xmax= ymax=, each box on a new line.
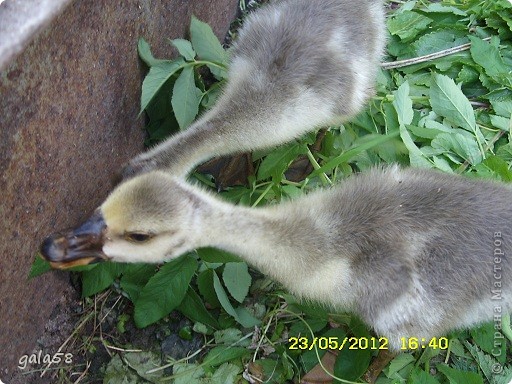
xmin=0 ymin=0 xmax=238 ymax=379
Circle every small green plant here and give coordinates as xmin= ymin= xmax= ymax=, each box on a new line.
xmin=32 ymin=0 xmax=512 ymax=382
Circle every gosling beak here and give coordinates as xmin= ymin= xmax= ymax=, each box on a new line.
xmin=40 ymin=210 xmax=109 ymax=269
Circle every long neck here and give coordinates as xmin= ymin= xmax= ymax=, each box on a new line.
xmin=141 ymin=117 xmax=223 ymax=178
xmin=194 ymin=193 xmax=355 ymax=308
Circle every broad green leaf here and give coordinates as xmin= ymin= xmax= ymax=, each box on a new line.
xmin=393 ymin=81 xmax=414 ymax=126
xmin=430 ymin=73 xmax=477 ymax=134
xmin=133 ymin=255 xmax=197 ymax=327
xmin=334 ymin=343 xmax=372 ymax=381
xmin=190 ymin=16 xmax=228 ymax=78
xmin=173 ymin=362 xmax=205 ymax=384
xmin=490 ymin=99 xmax=512 ymax=118
xmin=213 ymin=271 xmax=258 ymax=327
xmin=28 ymin=255 xmax=51 ymax=278
xmin=223 ymin=262 xmax=252 ymax=303
xmin=140 ymin=59 xmax=185 ymax=113
xmin=300 ymin=349 xmax=328 ymax=372
xmin=138 ymin=38 xmax=166 ymax=67
xmin=387 ymin=11 xmax=433 ymax=42
xmin=483 ymin=156 xmax=512 ymax=182
xmin=213 ymin=271 xmax=243 ymax=321
xmin=178 ymin=287 xmax=220 ymax=329
xmin=120 ymin=264 xmax=157 ymax=302
xmin=214 ymin=328 xmax=243 ymax=345
xmin=233 ymin=307 xmax=260 ymax=328
xmin=386 ymin=353 xmax=415 ymax=377
xmin=123 ymin=351 xmax=163 ymax=382
xmin=425 ymin=3 xmax=467 ymax=16
xmin=197 ymin=268 xmax=221 ymax=308
xmin=437 ymin=364 xmax=483 ymax=384
xmin=257 ymin=142 xmax=308 ymax=180
xmin=490 ymin=115 xmax=511 ymax=131
xmin=210 ymin=363 xmax=240 ymax=384
xmin=408 ymin=367 xmax=441 ymax=384
xmin=399 ymin=125 xmax=433 ymax=168
xmin=103 ymin=354 xmax=140 ymax=383
xmin=413 ymin=31 xmax=468 ymax=57
xmin=202 ymin=346 xmax=250 ymax=367
xmin=465 ymin=342 xmax=506 ymax=382
xmin=170 ymin=38 xmax=196 ymax=61
xmin=431 ymin=132 xmax=482 ymax=165
xmin=190 ymin=16 xmax=227 ymax=63
xmin=172 ymin=66 xmax=203 ymax=129
xmin=469 ymin=36 xmax=510 ymax=81
xmin=310 ymin=132 xmax=400 ymax=177
xmin=197 ymin=247 xmax=241 ymax=263
xmin=82 ymin=262 xmax=125 ymax=297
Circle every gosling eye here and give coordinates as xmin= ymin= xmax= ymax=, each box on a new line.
xmin=124 ymin=232 xmax=154 ymax=243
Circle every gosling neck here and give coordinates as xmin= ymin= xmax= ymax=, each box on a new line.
xmin=192 ymin=191 xmax=355 ymax=307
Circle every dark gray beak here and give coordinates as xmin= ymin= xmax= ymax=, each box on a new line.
xmin=40 ymin=210 xmax=109 ymax=269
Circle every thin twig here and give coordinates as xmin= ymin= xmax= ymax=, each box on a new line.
xmin=72 ymin=361 xmax=91 ymax=384
xmin=104 ymin=345 xmax=143 ymax=353
xmin=382 ymin=37 xmax=491 ymax=70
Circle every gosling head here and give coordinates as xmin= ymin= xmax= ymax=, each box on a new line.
xmin=40 ymin=172 xmax=202 ymax=268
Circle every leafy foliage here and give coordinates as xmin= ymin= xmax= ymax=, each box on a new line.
xmin=32 ymin=0 xmax=512 ymax=382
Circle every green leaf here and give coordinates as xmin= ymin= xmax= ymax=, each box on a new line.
xmin=257 ymin=143 xmax=308 ymax=180
xmin=490 ymin=115 xmax=511 ymax=131
xmin=408 ymin=367 xmax=441 ymax=384
xmin=214 ymin=328 xmax=243 ymax=345
xmin=120 ymin=264 xmax=157 ymax=302
xmin=28 ymin=255 xmax=52 ymax=278
xmin=138 ymin=38 xmax=166 ymax=67
xmin=233 ymin=307 xmax=260 ymax=328
xmin=213 ymin=271 xmax=258 ymax=327
xmin=173 ymin=362 xmax=205 ymax=384
xmin=170 ymin=38 xmax=196 ymax=61
xmin=387 ymin=11 xmax=433 ymax=42
xmin=413 ymin=31 xmax=468 ymax=57
xmin=140 ymin=59 xmax=185 ymax=113
xmin=178 ymin=287 xmax=220 ymax=329
xmin=210 ymin=363 xmax=240 ymax=384
xmin=197 ymin=247 xmax=241 ymax=263
xmin=103 ymin=354 xmax=140 ymax=383
xmin=430 ymin=73 xmax=477 ymax=134
xmin=465 ymin=342 xmax=506 ymax=382
xmin=197 ymin=268 xmax=221 ymax=308
xmin=190 ymin=16 xmax=228 ymax=79
xmin=223 ymin=262 xmax=252 ymax=303
xmin=334 ymin=344 xmax=372 ymax=381
xmin=172 ymin=66 xmax=203 ymax=129
xmin=386 ymin=353 xmax=415 ymax=378
xmin=310 ymin=132 xmax=400 ymax=177
xmin=399 ymin=125 xmax=433 ymax=168
xmin=483 ymin=156 xmax=512 ymax=182
xmin=123 ymin=351 xmax=163 ymax=382
xmin=82 ymin=262 xmax=125 ymax=297
xmin=469 ymin=36 xmax=510 ymax=81
xmin=133 ymin=255 xmax=197 ymax=327
xmin=437 ymin=364 xmax=483 ymax=384
xmin=431 ymin=132 xmax=482 ymax=165
xmin=393 ymin=81 xmax=414 ymax=126
xmin=202 ymin=346 xmax=250 ymax=368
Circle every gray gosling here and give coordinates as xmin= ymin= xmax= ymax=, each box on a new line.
xmin=41 ymin=166 xmax=512 ymax=350
xmin=123 ymin=0 xmax=386 ymax=178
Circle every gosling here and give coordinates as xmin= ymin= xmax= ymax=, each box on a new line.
xmin=41 ymin=166 xmax=512 ymax=350
xmin=123 ymin=0 xmax=386 ymax=178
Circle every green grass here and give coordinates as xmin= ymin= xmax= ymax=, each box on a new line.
xmin=31 ymin=0 xmax=512 ymax=382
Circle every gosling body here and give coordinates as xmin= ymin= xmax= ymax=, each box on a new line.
xmin=42 ymin=167 xmax=512 ymax=349
xmin=124 ymin=0 xmax=386 ymax=178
